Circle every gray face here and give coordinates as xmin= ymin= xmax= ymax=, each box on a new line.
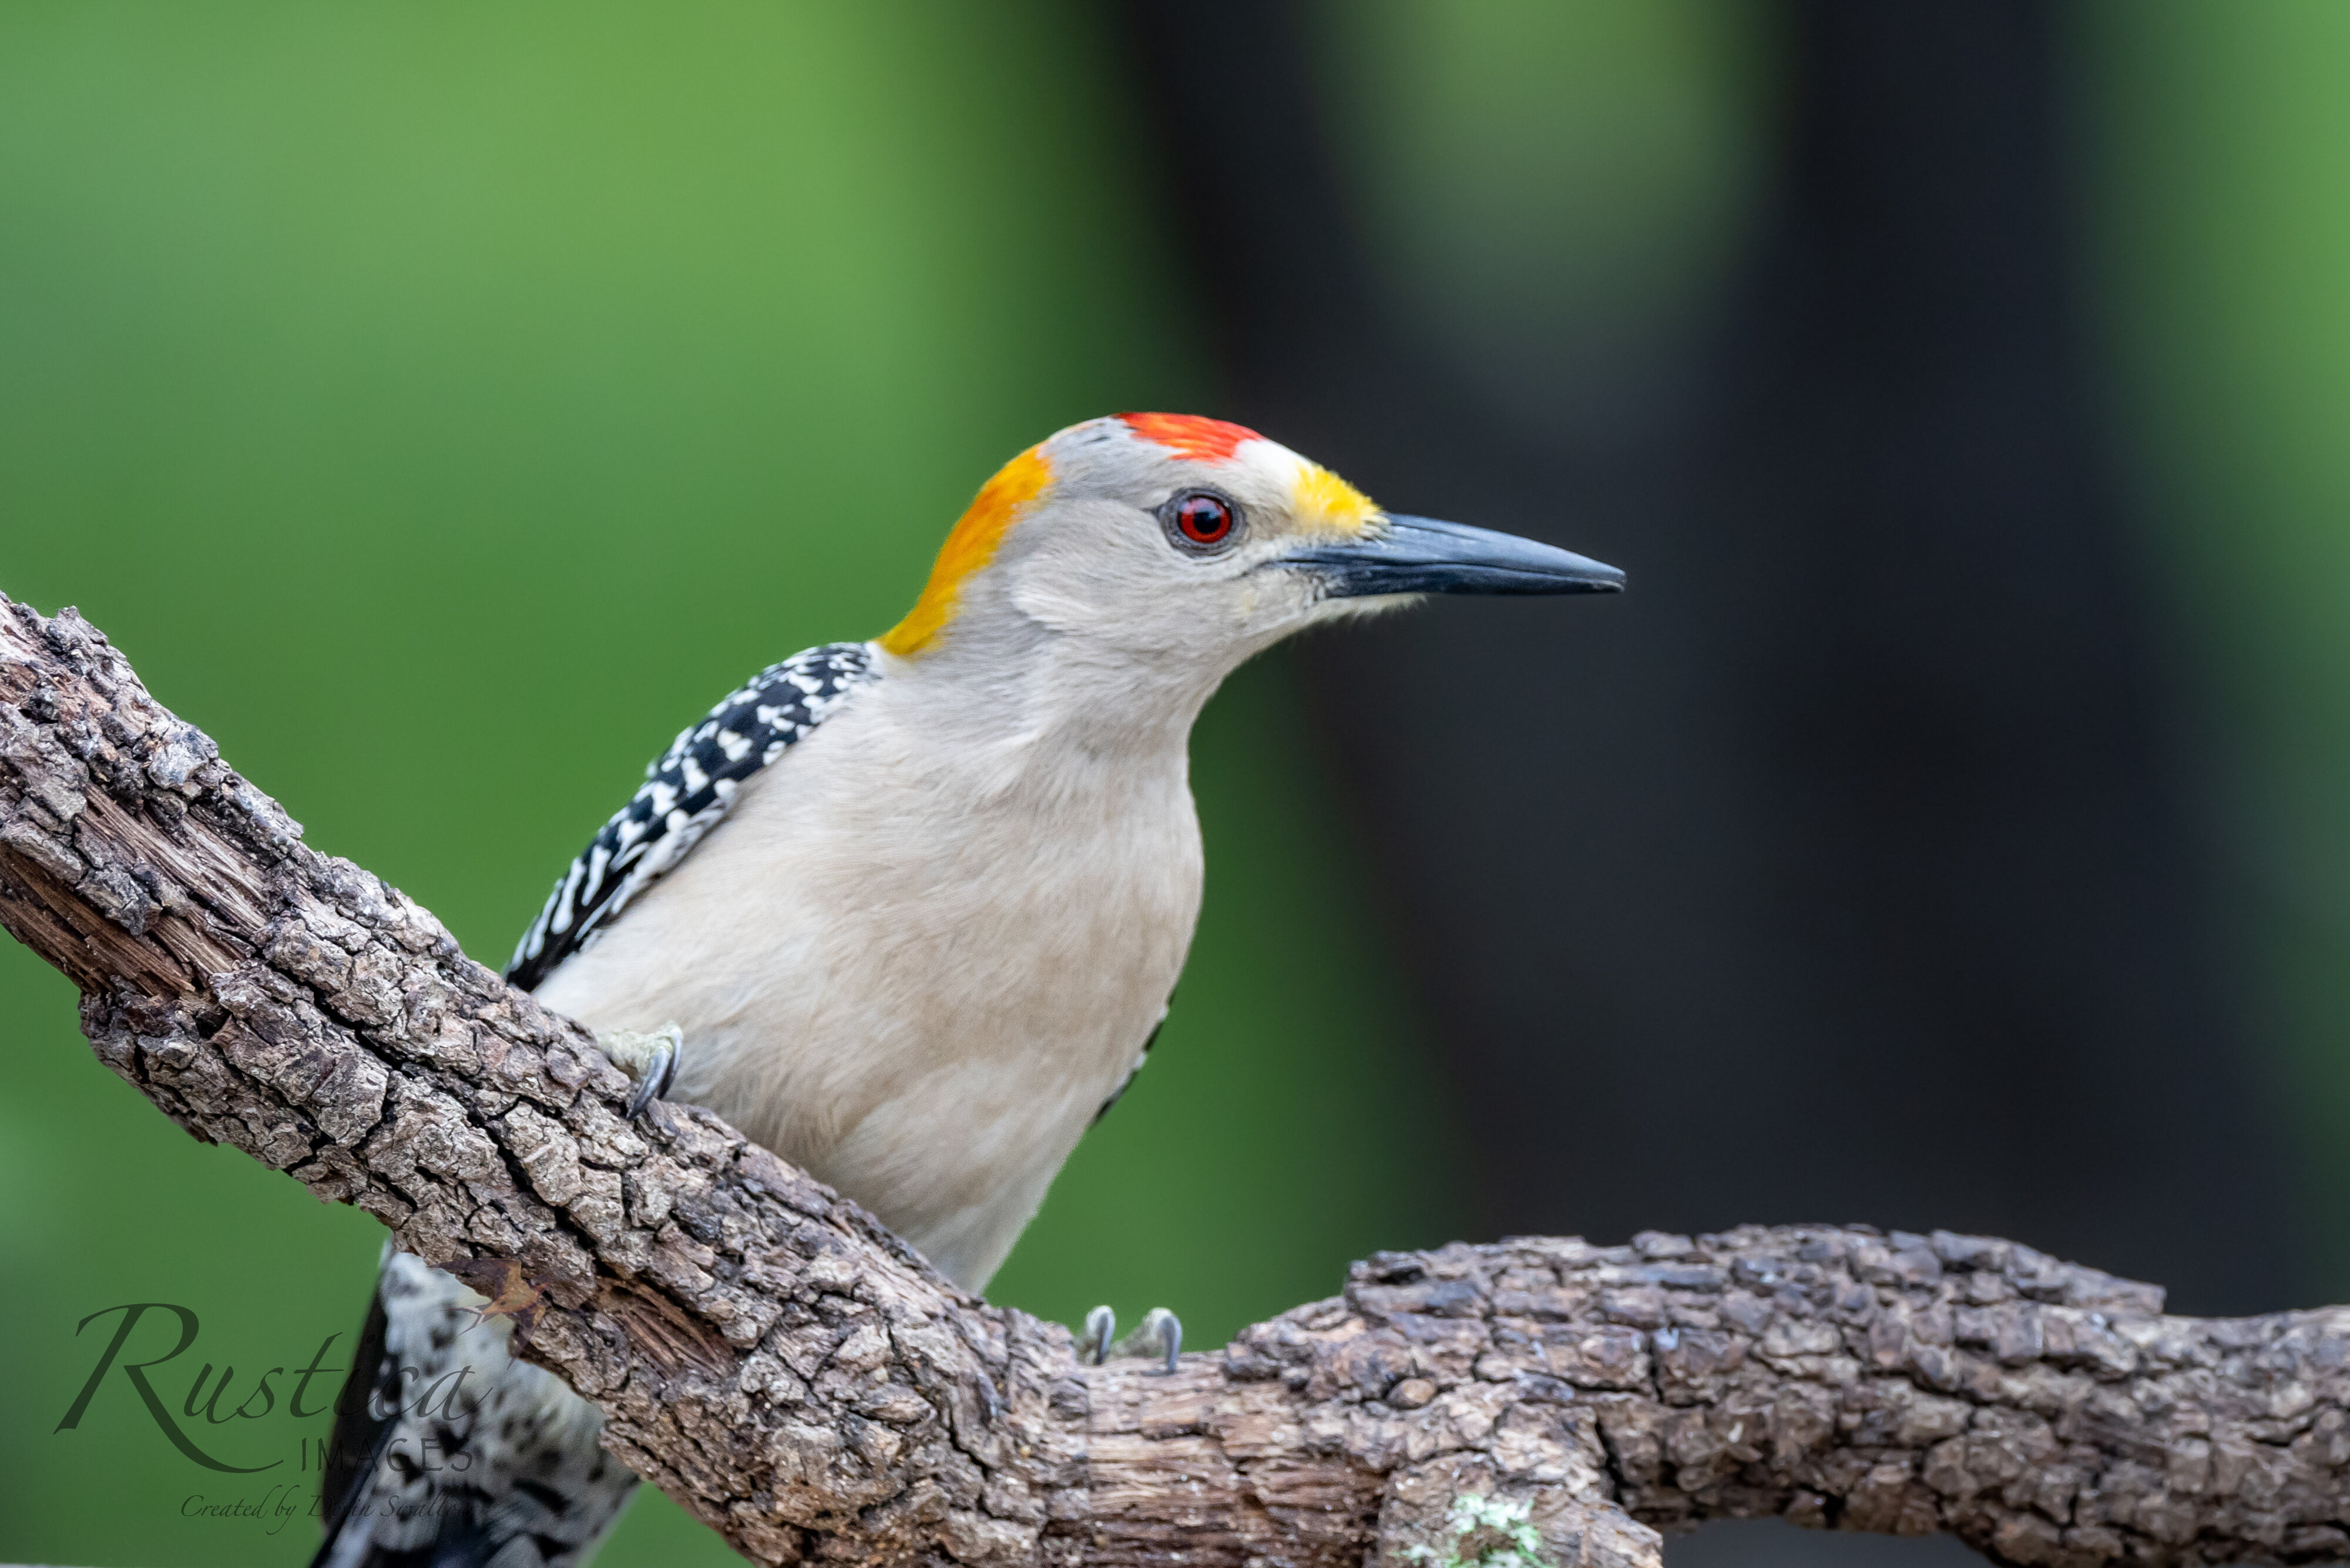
xmin=982 ymin=416 xmax=1623 ymax=677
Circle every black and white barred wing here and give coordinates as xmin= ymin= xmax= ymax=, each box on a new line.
xmin=507 ymin=642 xmax=878 ymax=992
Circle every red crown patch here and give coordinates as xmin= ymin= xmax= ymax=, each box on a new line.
xmin=1117 ymin=412 xmax=1262 ymax=462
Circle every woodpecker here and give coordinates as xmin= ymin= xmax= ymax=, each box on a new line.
xmin=313 ymin=412 xmax=1622 ymax=1567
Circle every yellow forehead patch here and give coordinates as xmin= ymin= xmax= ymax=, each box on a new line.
xmin=879 ymin=446 xmax=1053 ymax=657
xmin=1292 ymin=462 xmax=1379 ymax=537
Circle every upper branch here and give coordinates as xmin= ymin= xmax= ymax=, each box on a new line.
xmin=1 ymin=590 xmax=2342 ymax=1568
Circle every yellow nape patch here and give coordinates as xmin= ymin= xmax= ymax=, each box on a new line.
xmin=880 ymin=446 xmax=1053 ymax=657
xmin=1293 ymin=463 xmax=1379 ymax=537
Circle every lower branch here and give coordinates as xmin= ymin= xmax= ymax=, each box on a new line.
xmin=1 ymin=590 xmax=2340 ymax=1568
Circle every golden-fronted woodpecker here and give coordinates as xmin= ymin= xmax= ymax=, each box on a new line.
xmin=314 ymin=413 xmax=1623 ymax=1567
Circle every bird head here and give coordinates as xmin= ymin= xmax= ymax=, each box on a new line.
xmin=877 ymin=414 xmax=1621 ymax=715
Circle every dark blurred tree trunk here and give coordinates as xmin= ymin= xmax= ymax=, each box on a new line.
xmin=1113 ymin=0 xmax=2288 ymax=1324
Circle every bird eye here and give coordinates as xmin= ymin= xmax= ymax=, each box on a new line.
xmin=1163 ymin=491 xmax=1239 ymax=553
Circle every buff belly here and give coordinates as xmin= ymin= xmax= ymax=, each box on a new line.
xmin=532 ymin=687 xmax=1204 ymax=1291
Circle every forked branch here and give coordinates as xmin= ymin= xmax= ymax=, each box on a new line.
xmin=1 ymin=591 xmax=2341 ymax=1568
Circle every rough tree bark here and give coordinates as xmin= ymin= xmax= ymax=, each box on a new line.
xmin=1 ymin=590 xmax=2342 ymax=1568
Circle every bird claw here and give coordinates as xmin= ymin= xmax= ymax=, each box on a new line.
xmin=1129 ymin=1308 xmax=1182 ymax=1375
xmin=595 ymin=1023 xmax=682 ymax=1120
xmin=1079 ymin=1305 xmax=1182 ymax=1375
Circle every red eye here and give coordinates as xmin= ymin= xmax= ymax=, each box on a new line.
xmin=1168 ymin=491 xmax=1237 ymax=550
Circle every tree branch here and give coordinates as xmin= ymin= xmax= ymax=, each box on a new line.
xmin=1 ymin=589 xmax=2341 ymax=1568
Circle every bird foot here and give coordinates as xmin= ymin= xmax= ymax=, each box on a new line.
xmin=595 ymin=1023 xmax=682 ymax=1119
xmin=1080 ymin=1305 xmax=1182 ymax=1375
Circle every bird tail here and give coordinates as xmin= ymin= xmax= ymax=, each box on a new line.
xmin=310 ymin=1250 xmax=639 ymax=1568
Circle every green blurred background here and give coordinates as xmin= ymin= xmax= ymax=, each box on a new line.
xmin=3 ymin=3 xmax=2349 ymax=1565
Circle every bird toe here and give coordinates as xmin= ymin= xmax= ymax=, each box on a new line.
xmin=596 ymin=1023 xmax=684 ymax=1119
xmin=1094 ymin=1307 xmax=1181 ymax=1374
xmin=1081 ymin=1305 xmax=1116 ymax=1365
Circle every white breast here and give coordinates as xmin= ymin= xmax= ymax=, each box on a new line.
xmin=532 ymin=664 xmax=1204 ymax=1290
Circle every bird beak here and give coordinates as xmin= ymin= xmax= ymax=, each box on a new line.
xmin=1283 ymin=514 xmax=1625 ymax=599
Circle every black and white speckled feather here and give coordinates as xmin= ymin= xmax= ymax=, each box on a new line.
xmin=311 ymin=1252 xmax=636 ymax=1568
xmin=507 ymin=642 xmax=878 ymax=993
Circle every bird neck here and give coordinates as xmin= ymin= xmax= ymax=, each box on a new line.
xmin=873 ymin=626 xmax=1230 ymax=768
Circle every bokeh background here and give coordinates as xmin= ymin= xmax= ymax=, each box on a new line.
xmin=2 ymin=3 xmax=2347 ymax=1564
